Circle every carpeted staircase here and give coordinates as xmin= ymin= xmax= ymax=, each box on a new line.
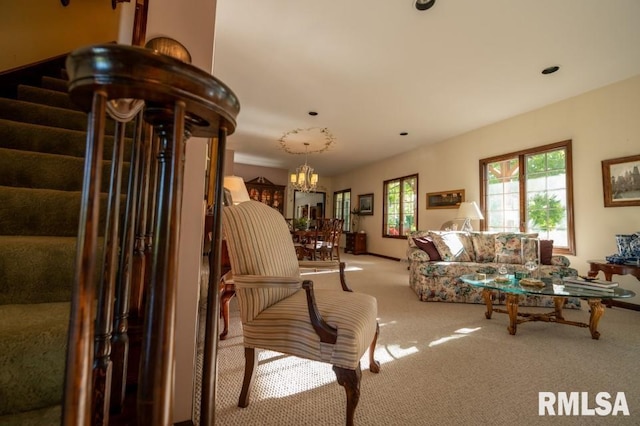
xmin=0 ymin=59 xmax=130 ymax=425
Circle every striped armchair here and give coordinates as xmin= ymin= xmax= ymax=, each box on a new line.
xmin=222 ymin=201 xmax=380 ymax=425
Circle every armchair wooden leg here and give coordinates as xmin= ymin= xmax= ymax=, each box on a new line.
xmin=333 ymin=364 xmax=361 ymax=426
xmin=219 ymin=284 xmax=235 ymax=340
xmin=238 ymin=347 xmax=258 ymax=408
xmin=369 ymin=322 xmax=380 ymax=374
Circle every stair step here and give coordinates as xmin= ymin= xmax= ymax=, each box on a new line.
xmin=0 ymin=98 xmax=131 ymax=136
xmin=0 ymin=186 xmax=110 ymax=237
xmin=41 ymin=76 xmax=68 ymax=93
xmin=0 ymin=302 xmax=69 ymax=417
xmin=0 ymin=118 xmax=129 ymax=159
xmin=0 ymin=236 xmax=77 ymax=305
xmin=0 ymin=405 xmax=61 ymax=426
xmin=17 ymin=84 xmax=82 ymax=111
xmin=0 ymin=147 xmax=131 ymax=193
xmin=0 ymin=98 xmax=87 ymax=132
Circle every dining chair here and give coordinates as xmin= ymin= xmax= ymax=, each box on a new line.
xmin=222 ymin=201 xmax=380 ymax=425
xmin=329 ymin=218 xmax=344 ymax=261
xmin=304 ymin=218 xmax=342 ymax=261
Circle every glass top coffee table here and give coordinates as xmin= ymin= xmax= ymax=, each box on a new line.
xmin=459 ymin=274 xmax=636 ymax=339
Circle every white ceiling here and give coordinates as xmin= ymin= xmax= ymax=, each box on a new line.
xmin=212 ymin=0 xmax=640 ymax=177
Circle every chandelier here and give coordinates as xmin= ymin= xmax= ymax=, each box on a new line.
xmin=290 ymin=143 xmax=318 ymax=193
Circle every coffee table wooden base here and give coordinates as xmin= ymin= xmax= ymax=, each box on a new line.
xmin=481 ymin=289 xmax=604 ymax=339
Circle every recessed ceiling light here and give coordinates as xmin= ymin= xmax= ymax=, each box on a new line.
xmin=308 ymin=111 xmax=318 ymax=116
xmin=400 ymin=132 xmax=408 ymax=136
xmin=541 ymin=66 xmax=560 ymax=75
xmin=415 ymin=0 xmax=436 ymax=11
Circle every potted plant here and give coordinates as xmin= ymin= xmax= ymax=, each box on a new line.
xmin=351 ymin=208 xmax=362 ymax=233
xmin=293 ymin=217 xmax=309 ymax=231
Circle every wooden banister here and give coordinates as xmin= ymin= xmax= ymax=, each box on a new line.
xmin=62 ymin=42 xmax=239 ymax=425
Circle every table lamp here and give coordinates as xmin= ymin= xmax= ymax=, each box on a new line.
xmin=456 ymin=201 xmax=484 ymax=231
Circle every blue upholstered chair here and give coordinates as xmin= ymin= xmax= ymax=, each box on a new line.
xmin=222 ymin=201 xmax=380 ymax=425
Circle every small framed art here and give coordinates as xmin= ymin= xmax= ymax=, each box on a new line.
xmin=602 ymin=154 xmax=640 ymax=207
xmin=358 ymin=193 xmax=374 ymax=215
xmin=426 ymin=189 xmax=465 ymax=209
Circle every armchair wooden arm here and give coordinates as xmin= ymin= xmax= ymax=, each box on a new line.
xmin=301 ymin=280 xmax=338 ymax=344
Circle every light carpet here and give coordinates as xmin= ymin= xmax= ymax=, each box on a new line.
xmin=214 ymin=254 xmax=640 ymax=425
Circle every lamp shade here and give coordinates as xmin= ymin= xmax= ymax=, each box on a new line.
xmin=223 ymin=176 xmax=250 ymax=205
xmin=456 ymin=201 xmax=484 ymax=220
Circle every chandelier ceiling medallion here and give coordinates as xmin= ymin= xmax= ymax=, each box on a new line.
xmin=278 ymin=127 xmax=336 ymax=155
xmin=280 ymin=127 xmax=336 ymax=193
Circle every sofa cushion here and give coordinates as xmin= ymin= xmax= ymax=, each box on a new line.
xmin=470 ymin=232 xmax=495 ymax=262
xmin=413 ymin=236 xmax=441 ymax=261
xmin=428 ymin=231 xmax=473 ymax=262
xmin=494 ymin=232 xmax=538 ymax=264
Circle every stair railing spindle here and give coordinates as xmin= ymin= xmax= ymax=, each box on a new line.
xmin=200 ymin=129 xmax=227 ymax=426
xmin=62 ymin=90 xmax=107 ymax=426
xmin=111 ymin=112 xmax=145 ymax=414
xmin=92 ymin=119 xmax=128 ymax=425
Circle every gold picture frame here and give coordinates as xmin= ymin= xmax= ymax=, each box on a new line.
xmin=426 ymin=189 xmax=465 ymax=209
xmin=602 ymin=154 xmax=640 ymax=207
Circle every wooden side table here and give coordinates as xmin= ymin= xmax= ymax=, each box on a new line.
xmin=345 ymin=232 xmax=367 ymax=255
xmin=588 ymin=260 xmax=640 ymax=311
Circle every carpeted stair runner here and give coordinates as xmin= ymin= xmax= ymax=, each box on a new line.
xmin=0 ymin=64 xmax=130 ymax=424
xmin=0 ymin=118 xmax=125 ymax=159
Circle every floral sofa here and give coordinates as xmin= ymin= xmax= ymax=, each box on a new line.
xmin=407 ymin=230 xmax=581 ymax=308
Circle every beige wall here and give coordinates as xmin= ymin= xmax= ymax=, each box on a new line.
xmin=333 ymin=74 xmax=640 ymax=302
xmin=1 ymin=1 xmax=120 ymax=71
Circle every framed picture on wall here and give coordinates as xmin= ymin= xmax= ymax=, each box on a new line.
xmin=358 ymin=193 xmax=374 ymax=215
xmin=602 ymin=154 xmax=640 ymax=207
xmin=426 ymin=189 xmax=465 ymax=209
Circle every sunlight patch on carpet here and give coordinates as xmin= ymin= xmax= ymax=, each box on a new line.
xmin=428 ymin=326 xmax=481 ymax=347
xmin=253 ymin=350 xmax=338 ymax=398
xmin=377 ymin=344 xmax=419 ymax=363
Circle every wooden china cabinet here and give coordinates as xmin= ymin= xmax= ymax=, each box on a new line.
xmin=245 ymin=176 xmax=286 ymax=215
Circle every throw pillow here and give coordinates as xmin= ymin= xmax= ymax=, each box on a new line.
xmin=540 ymin=239 xmax=553 ymax=265
xmin=413 ymin=236 xmax=442 ymax=261
xmin=494 ymin=232 xmax=538 ymax=264
xmin=428 ymin=231 xmax=472 ymax=262
xmin=470 ymin=232 xmax=495 ymax=262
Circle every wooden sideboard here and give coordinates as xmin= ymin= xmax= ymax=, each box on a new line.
xmin=345 ymin=232 xmax=367 ymax=255
xmin=245 ymin=176 xmax=285 ymax=215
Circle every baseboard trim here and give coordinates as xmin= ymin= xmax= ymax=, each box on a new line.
xmin=365 ymin=252 xmax=401 ymax=262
